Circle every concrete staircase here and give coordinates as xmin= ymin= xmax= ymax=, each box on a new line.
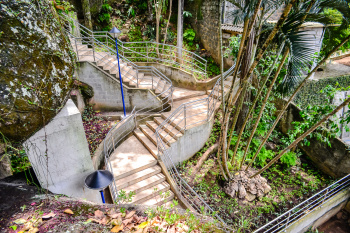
xmin=108 ymin=88 xmax=208 ymax=206
xmin=70 ymin=39 xmax=172 ymax=110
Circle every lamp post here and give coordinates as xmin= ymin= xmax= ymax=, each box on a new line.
xmin=85 ymin=170 xmax=114 ymax=203
xmin=109 ymin=27 xmax=126 ymax=117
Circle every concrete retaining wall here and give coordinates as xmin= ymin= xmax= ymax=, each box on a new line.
xmin=284 ymin=189 xmax=350 ymax=232
xmin=276 ymin=100 xmax=350 ymax=178
xmin=163 ymin=119 xmax=214 ymax=167
xmin=76 ymin=62 xmax=163 ymax=112
xmin=135 ymin=62 xmax=220 ymax=91
xmin=24 ymin=100 xmax=100 ymax=203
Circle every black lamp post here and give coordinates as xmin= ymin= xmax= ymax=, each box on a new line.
xmin=109 ymin=27 xmax=126 ymax=117
xmin=85 ymin=170 xmax=114 ymax=203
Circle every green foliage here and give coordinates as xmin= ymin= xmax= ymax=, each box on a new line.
xmin=224 ymin=35 xmax=241 ymax=59
xmin=294 ymin=76 xmax=350 ymax=110
xmin=9 ymin=148 xmax=30 ymax=174
xmin=183 ymin=11 xmax=192 ymax=18
xmin=97 ymin=3 xmax=113 ymax=31
xmin=183 ymin=28 xmax=196 ymax=46
xmin=127 ymin=6 xmax=136 ymax=17
xmin=280 ymin=151 xmax=299 ymax=167
xmin=128 ymin=25 xmax=143 ymax=41
xmin=206 ymin=57 xmax=220 ymax=77
xmin=143 ymin=25 xmax=156 ymax=40
xmin=321 ymin=8 xmax=350 ymax=54
xmin=116 ymin=190 xmax=135 ymax=205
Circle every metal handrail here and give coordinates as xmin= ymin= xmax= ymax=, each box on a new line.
xmin=92 ymin=31 xmax=207 ymax=76
xmin=253 ymin=173 xmax=350 ymax=233
xmin=153 ymin=66 xmax=236 ymax=229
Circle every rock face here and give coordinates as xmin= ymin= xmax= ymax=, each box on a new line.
xmin=0 ymin=0 xmax=75 ymax=141
xmin=276 ymin=99 xmax=350 ymax=178
xmin=223 ymin=169 xmax=271 ymax=202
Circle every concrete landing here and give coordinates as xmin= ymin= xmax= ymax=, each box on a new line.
xmin=109 ymin=136 xmax=157 ymax=180
xmin=172 ymin=87 xmax=206 ymax=102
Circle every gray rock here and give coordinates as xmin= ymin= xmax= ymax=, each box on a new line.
xmin=238 ymin=184 xmax=246 ymax=199
xmin=246 ymin=192 xmax=256 ymax=202
xmin=0 ymin=153 xmax=12 ymax=179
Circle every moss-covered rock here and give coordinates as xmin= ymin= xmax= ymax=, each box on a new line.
xmin=0 ymin=0 xmax=75 ymax=141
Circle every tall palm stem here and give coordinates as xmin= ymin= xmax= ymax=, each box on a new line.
xmin=229 ymin=42 xmax=286 ymax=164
xmin=243 ymin=48 xmax=290 ymax=170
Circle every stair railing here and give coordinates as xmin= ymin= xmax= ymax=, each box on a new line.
xmin=93 ymin=31 xmax=207 ymax=76
xmin=254 ymin=173 xmax=350 ymax=233
xmin=61 ymin=18 xmax=174 ymax=114
xmin=154 ymin=66 xmax=236 ymax=229
xmin=59 ymin=15 xmax=207 ymax=76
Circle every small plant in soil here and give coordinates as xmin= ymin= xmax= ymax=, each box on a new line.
xmin=81 ymin=105 xmax=113 ymax=155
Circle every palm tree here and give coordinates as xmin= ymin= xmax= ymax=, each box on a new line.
xmin=217 ymin=0 xmax=350 ymax=180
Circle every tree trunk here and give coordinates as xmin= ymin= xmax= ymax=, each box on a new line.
xmin=177 ymin=0 xmax=184 ymax=62
xmin=82 ymin=0 xmax=92 ymax=30
xmin=147 ymin=0 xmax=153 ymax=22
xmin=163 ymin=0 xmax=173 ymax=45
xmin=236 ymin=28 xmax=255 ymax=133
xmin=189 ymin=143 xmax=219 ymax=184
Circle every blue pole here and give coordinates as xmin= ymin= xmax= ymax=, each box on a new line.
xmin=100 ymin=190 xmax=106 ymax=203
xmin=115 ymin=38 xmax=127 ymax=117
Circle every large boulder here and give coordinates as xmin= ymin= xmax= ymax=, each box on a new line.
xmin=0 ymin=0 xmax=75 ymax=141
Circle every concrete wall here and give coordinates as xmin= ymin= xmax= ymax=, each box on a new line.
xmin=284 ymin=189 xmax=350 ymax=232
xmin=76 ymin=62 xmax=163 ymax=112
xmin=187 ymin=0 xmax=221 ymax=64
xmin=163 ymin=119 xmax=214 ymax=167
xmin=24 ymin=100 xmax=100 ymax=203
xmin=276 ymin=99 xmax=350 ymax=178
xmin=135 ymin=62 xmax=220 ymax=91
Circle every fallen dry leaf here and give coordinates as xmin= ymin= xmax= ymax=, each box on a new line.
xmin=28 ymin=228 xmax=39 ymax=233
xmin=109 ymin=212 xmax=122 ymax=219
xmin=64 ymin=209 xmax=74 ymax=215
xmin=94 ymin=210 xmax=104 ymax=219
xmin=20 ymin=222 xmax=33 ymax=231
xmin=14 ymin=218 xmax=26 ymax=225
xmin=111 ymin=224 xmax=124 ymax=232
xmin=125 ymin=210 xmax=136 ymax=219
xmin=133 ymin=229 xmax=143 ymax=233
xmin=111 ymin=217 xmax=122 ymax=226
xmin=122 ymin=217 xmax=133 ymax=226
xmin=138 ymin=221 xmax=149 ymax=229
xmin=42 ymin=212 xmax=56 ymax=220
xmin=143 ymin=226 xmax=149 ymax=233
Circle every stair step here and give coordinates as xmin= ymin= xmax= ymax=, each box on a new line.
xmin=132 ymin=182 xmax=170 ymax=204
xmin=141 ymin=190 xmax=174 ymax=206
xmin=115 ymin=165 xmax=161 ymax=190
xmin=160 ymin=114 xmax=185 ymax=134
xmin=153 ymin=117 xmax=183 ymax=140
xmin=123 ymin=173 xmax=165 ymax=194
xmin=139 ymin=125 xmax=158 ymax=147
xmin=109 ymin=136 xmax=158 ymax=180
xmin=146 ymin=121 xmax=175 ymax=146
xmin=133 ymin=129 xmax=158 ymax=158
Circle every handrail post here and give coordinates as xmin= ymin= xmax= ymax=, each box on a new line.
xmin=92 ymin=38 xmax=96 ymax=62
xmin=75 ymin=39 xmax=79 ymax=60
xmin=147 ymin=44 xmax=149 ymax=63
xmin=207 ymin=98 xmax=210 ymax=120
xmin=136 ymin=69 xmax=139 ymax=88
xmin=184 ymin=105 xmax=187 ymax=130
